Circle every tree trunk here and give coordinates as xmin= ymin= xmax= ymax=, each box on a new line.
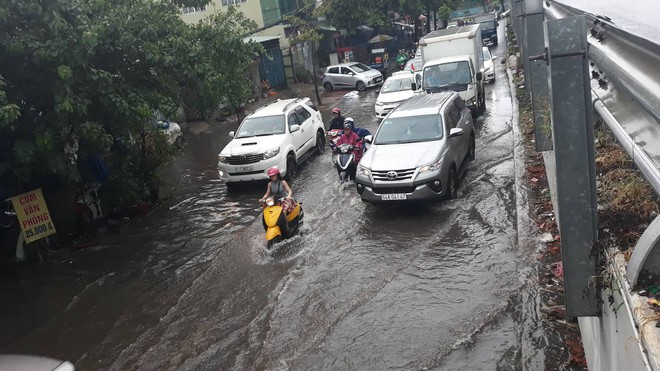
xmin=311 ymin=41 xmax=322 ymax=107
xmin=433 ymin=10 xmax=438 ymax=30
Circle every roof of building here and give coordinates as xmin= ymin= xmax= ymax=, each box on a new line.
xmin=243 ymin=35 xmax=280 ymax=44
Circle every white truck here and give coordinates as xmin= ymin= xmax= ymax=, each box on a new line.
xmin=417 ymin=25 xmax=486 ymax=115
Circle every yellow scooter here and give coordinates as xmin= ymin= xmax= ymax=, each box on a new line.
xmin=261 ymin=197 xmax=303 ymax=248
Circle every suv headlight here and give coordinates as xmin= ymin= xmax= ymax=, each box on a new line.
xmin=263 ymin=147 xmax=280 ymax=160
xmin=218 ymin=154 xmax=228 ymax=164
xmin=419 ymin=159 xmax=442 ymax=173
xmin=357 ymin=165 xmax=371 ymax=177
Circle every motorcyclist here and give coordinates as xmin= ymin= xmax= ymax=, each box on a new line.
xmin=260 ymin=167 xmax=294 ymax=214
xmin=328 ymin=107 xmax=345 ymax=130
xmin=335 ymin=120 xmax=364 ymax=163
xmin=396 ymin=49 xmax=408 ymax=70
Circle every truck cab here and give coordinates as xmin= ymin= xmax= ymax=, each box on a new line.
xmin=418 ymin=25 xmax=486 ymax=116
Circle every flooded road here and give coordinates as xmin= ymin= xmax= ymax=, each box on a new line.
xmin=0 ymin=29 xmax=547 ymax=369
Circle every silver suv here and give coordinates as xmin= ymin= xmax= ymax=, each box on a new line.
xmin=322 ymin=62 xmax=383 ymax=92
xmin=355 ymin=91 xmax=475 ymax=202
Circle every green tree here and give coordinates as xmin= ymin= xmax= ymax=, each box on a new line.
xmin=284 ymin=0 xmax=324 ymax=106
xmin=0 ymin=0 xmax=261 ymax=205
xmin=183 ymin=6 xmax=261 ymax=121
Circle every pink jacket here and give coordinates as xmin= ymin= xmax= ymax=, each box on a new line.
xmin=335 ymin=131 xmax=363 ymax=162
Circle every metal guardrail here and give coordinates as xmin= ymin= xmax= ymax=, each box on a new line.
xmin=544 ymin=1 xmax=660 ymax=195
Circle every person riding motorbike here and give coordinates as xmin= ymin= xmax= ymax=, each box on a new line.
xmin=259 ymin=167 xmax=294 ymax=214
xmin=335 ymin=120 xmax=364 ymax=163
xmin=396 ymin=50 xmax=408 ymax=71
xmin=328 ymin=107 xmax=346 ymax=130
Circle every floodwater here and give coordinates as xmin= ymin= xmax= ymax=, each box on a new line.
xmin=0 ymin=24 xmax=563 ymax=370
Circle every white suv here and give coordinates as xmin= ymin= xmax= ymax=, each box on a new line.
xmin=218 ymin=98 xmax=326 ymax=185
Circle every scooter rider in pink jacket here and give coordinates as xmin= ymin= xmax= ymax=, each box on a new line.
xmin=335 ymin=119 xmax=363 ymax=163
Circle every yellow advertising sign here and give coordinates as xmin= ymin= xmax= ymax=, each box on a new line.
xmin=11 ymin=188 xmax=57 ymax=243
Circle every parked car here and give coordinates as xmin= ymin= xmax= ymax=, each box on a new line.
xmin=217 ymin=97 xmax=325 ymax=186
xmin=482 ymin=46 xmax=496 ymax=83
xmin=156 ymin=120 xmax=184 ymax=148
xmin=374 ymin=72 xmax=420 ymax=119
xmin=356 ymin=91 xmax=475 ymax=203
xmin=403 ymin=57 xmax=423 ymax=72
xmin=322 ymin=62 xmax=383 ymax=92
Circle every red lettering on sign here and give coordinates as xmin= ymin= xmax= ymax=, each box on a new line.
xmin=23 ymin=204 xmax=40 ymax=215
xmin=21 ymin=213 xmax=49 ymax=228
xmin=19 ymin=193 xmax=37 ymax=205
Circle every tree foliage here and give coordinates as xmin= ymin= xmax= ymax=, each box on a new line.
xmin=0 ymin=0 xmax=259 ymax=203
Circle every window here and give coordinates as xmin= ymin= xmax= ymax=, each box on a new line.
xmin=454 ymin=97 xmax=466 ymax=112
xmin=287 ymin=112 xmax=300 ymax=128
xmin=295 ymin=107 xmax=311 ymax=123
xmin=447 ymin=106 xmax=461 ymax=127
xmin=444 ymin=110 xmax=457 ymax=131
xmin=305 ymin=100 xmax=319 ymax=112
xmin=375 ymin=115 xmax=444 ymax=144
xmin=341 ymin=67 xmax=353 ymax=75
xmin=222 ymin=0 xmax=246 ymax=5
xmin=327 ymin=67 xmax=339 ymax=74
xmin=181 ymin=5 xmax=207 ymax=14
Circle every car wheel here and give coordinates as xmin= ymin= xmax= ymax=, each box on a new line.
xmin=324 ymin=82 xmax=333 ymax=92
xmin=469 ymin=135 xmax=476 ymax=161
xmin=286 ymin=155 xmax=297 ymax=181
xmin=445 ymin=169 xmax=457 ymax=200
xmin=315 ymin=131 xmax=325 ymax=155
xmin=356 ymin=81 xmax=366 ymax=91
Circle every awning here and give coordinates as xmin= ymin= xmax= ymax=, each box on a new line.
xmin=317 ymin=25 xmax=348 ymax=36
xmin=243 ymin=36 xmax=280 ymax=44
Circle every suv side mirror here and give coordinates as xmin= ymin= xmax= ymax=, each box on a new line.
xmin=449 ymin=128 xmax=464 ymax=138
xmin=290 ymin=124 xmax=301 ymax=133
xmin=363 ymin=135 xmax=373 ymax=144
xmin=476 ymin=72 xmax=483 ymax=81
xmin=228 ymin=131 xmax=235 ymax=137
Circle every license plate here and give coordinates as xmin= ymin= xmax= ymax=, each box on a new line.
xmin=236 ymin=166 xmax=254 ymax=172
xmin=375 ymin=77 xmax=382 ymax=83
xmin=381 ymin=193 xmax=406 ymax=200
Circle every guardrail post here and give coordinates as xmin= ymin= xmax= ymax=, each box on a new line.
xmin=525 ymin=0 xmax=552 ymax=151
xmin=544 ymin=15 xmax=599 ymax=316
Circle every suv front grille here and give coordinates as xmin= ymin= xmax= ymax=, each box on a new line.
xmin=372 ymin=168 xmax=416 ymax=181
xmin=226 ymin=154 xmax=262 ymax=165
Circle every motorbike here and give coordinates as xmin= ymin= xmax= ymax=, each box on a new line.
xmin=261 ymin=196 xmax=304 ymax=248
xmin=326 ymin=129 xmax=343 ymax=150
xmin=333 ymin=143 xmax=361 ymax=182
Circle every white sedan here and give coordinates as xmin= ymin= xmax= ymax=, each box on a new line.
xmin=374 ymin=72 xmax=419 ymax=119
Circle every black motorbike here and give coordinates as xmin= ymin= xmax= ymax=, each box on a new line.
xmin=333 ymin=143 xmax=360 ymax=182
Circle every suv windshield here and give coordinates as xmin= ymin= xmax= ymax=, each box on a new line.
xmin=236 ymin=115 xmax=285 ymax=138
xmin=350 ymin=63 xmax=371 ymax=72
xmin=381 ymin=77 xmax=414 ymax=93
xmin=375 ymin=114 xmax=444 ymax=144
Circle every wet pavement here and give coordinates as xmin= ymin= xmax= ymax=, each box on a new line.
xmin=0 ymin=27 xmax=551 ymax=370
